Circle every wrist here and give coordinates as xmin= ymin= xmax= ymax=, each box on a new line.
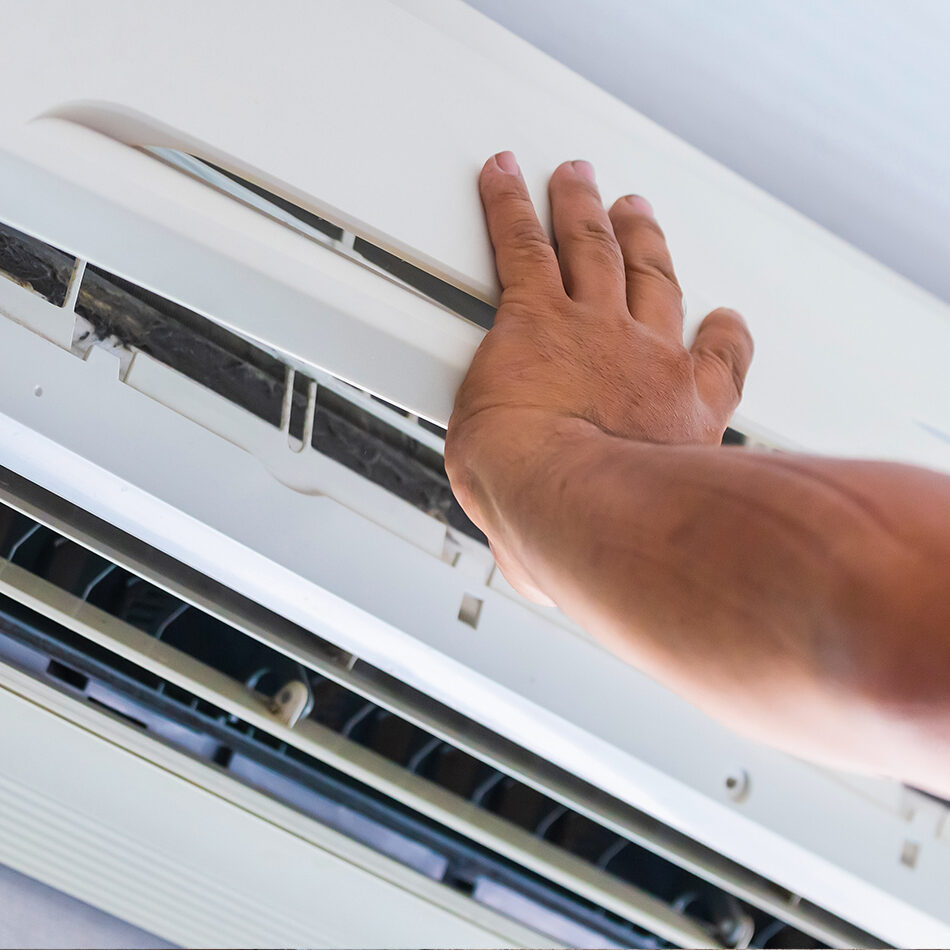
xmin=446 ymin=407 xmax=604 ymax=544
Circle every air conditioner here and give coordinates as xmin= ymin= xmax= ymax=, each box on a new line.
xmin=0 ymin=1 xmax=949 ymax=947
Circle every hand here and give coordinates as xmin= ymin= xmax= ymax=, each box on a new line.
xmin=445 ymin=152 xmax=754 ymax=601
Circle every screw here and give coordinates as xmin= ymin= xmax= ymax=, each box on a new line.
xmin=724 ymin=769 xmax=750 ymax=802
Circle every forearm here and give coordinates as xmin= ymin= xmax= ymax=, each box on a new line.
xmin=453 ymin=152 xmax=950 ymax=791
xmin=461 ymin=412 xmax=950 ymax=784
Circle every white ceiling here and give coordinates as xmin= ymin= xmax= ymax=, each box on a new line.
xmin=465 ymin=0 xmax=950 ymax=306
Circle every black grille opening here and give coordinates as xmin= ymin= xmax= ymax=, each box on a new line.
xmin=352 ymin=237 xmax=496 ymax=331
xmin=86 ymin=695 xmax=148 ymax=730
xmin=0 ymin=219 xmax=489 ymax=543
xmin=77 ymin=264 xmax=288 ymax=427
xmin=46 ymin=658 xmax=88 ymax=691
xmin=311 ymin=384 xmax=482 ymax=542
xmin=0 ymin=588 xmax=665 ymax=950
xmin=0 ymin=221 xmax=74 ymax=306
xmin=200 ymin=160 xmax=345 ymax=242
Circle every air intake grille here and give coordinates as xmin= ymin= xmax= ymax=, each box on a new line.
xmin=0 ymin=220 xmax=486 ymax=542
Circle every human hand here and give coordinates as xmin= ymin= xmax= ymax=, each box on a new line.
xmin=445 ymin=152 xmax=753 ymax=600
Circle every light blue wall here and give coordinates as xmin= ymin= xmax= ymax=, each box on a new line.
xmin=0 ymin=864 xmax=169 ymax=949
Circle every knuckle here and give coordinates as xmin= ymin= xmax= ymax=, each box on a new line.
xmin=488 ymin=176 xmax=527 ymax=204
xmin=709 ymin=309 xmax=755 ymax=358
xmin=666 ymin=346 xmax=696 ymax=388
xmin=706 ymin=345 xmax=747 ymax=400
xmin=613 ymin=210 xmax=665 ymax=241
xmin=626 ymin=258 xmax=681 ymax=295
xmin=500 ymin=289 xmax=550 ymax=318
xmin=574 ymin=217 xmax=622 ymax=265
xmin=503 ymin=216 xmax=549 ymax=256
xmin=578 ymin=217 xmax=616 ymax=244
xmin=520 ymin=239 xmax=556 ymax=269
xmin=612 ymin=218 xmax=679 ymax=288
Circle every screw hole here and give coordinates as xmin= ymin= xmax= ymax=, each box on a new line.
xmin=458 ymin=593 xmax=483 ymax=628
xmin=900 ymin=840 xmax=920 ymax=868
xmin=724 ymin=769 xmax=749 ymax=802
xmin=33 ymin=385 xmax=43 ymax=397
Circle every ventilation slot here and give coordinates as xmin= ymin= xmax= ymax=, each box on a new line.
xmin=352 ymin=237 xmax=496 ymax=330
xmin=75 ymin=264 xmax=287 ymax=426
xmin=202 ymin=159 xmax=344 ymax=242
xmin=0 ymin=221 xmax=74 ymax=307
xmin=0 ymin=218 xmax=750 ymax=538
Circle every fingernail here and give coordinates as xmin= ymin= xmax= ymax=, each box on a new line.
xmin=494 ymin=150 xmax=520 ymax=174
xmin=572 ymin=160 xmax=596 ymax=183
xmin=624 ymin=194 xmax=654 ymax=218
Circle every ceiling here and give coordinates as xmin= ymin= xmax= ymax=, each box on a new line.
xmin=465 ymin=0 xmax=950 ymax=307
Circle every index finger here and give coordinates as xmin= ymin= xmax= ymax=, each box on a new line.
xmin=479 ymin=152 xmax=564 ymax=296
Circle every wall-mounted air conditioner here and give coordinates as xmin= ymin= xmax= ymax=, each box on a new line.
xmin=1 ymin=2 xmax=949 ymax=947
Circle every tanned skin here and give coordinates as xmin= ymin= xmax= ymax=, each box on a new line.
xmin=444 ymin=152 xmax=950 ymax=796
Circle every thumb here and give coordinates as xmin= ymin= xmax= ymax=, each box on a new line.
xmin=690 ymin=307 xmax=754 ymax=418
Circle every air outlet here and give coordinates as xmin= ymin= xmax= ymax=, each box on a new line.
xmin=0 ymin=486 xmax=876 ymax=949
xmin=147 ymin=148 xmax=497 ymax=331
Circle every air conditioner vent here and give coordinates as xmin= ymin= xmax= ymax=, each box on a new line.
xmin=0 ymin=539 xmax=662 ymax=949
xmin=0 ymin=216 xmax=746 ymax=461
xmin=147 ymin=148 xmax=498 ymax=332
xmin=0 ymin=493 xmax=866 ymax=949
